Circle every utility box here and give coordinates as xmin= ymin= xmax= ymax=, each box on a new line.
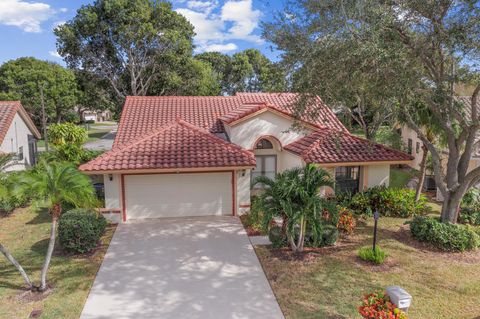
xmin=386 ymin=286 xmax=412 ymax=312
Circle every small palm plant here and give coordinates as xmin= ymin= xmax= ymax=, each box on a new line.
xmin=253 ymin=164 xmax=334 ymax=253
xmin=15 ymin=162 xmax=98 ymax=291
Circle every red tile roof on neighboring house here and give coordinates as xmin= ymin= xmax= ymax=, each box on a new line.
xmin=285 ymin=129 xmax=413 ymax=164
xmin=113 ymin=93 xmax=347 ymax=148
xmin=0 ymin=101 xmax=41 ymax=144
xmin=80 ymin=119 xmax=256 ymax=172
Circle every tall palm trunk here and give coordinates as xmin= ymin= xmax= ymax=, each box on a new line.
xmin=0 ymin=243 xmax=33 ymax=289
xmin=40 ymin=217 xmax=57 ymax=291
xmin=415 ymin=144 xmax=429 ymax=202
xmin=40 ymin=204 xmax=61 ymax=291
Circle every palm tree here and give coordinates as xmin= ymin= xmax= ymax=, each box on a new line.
xmin=253 ymin=164 xmax=334 ymax=253
xmin=0 ymin=153 xmax=34 ymax=289
xmin=15 ymin=162 xmax=97 ymax=291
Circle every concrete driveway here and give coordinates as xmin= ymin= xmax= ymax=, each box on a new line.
xmin=81 ymin=217 xmax=284 ymax=319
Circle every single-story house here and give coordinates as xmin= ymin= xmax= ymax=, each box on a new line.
xmin=80 ymin=93 xmax=412 ymax=222
xmin=0 ymin=101 xmax=41 ymax=171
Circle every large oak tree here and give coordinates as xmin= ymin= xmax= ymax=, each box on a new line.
xmin=55 ymin=0 xmax=196 ymax=101
xmin=264 ymin=0 xmax=480 ymax=223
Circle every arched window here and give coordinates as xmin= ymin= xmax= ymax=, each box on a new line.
xmin=255 ymin=138 xmax=273 ymax=149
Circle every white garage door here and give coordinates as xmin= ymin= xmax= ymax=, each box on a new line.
xmin=124 ymin=172 xmax=233 ymax=219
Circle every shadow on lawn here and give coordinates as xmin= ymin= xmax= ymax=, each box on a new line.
xmin=26 ymin=209 xmax=50 ymax=225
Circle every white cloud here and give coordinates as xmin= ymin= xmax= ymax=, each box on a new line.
xmin=0 ymin=0 xmax=54 ymax=33
xmin=49 ymin=50 xmax=61 ymax=59
xmin=202 ymin=42 xmax=237 ymax=52
xmin=221 ymin=0 xmax=261 ymax=42
xmin=187 ymin=1 xmax=217 ymax=14
xmin=176 ymin=8 xmax=224 ymax=43
xmin=175 ymin=0 xmax=262 ymax=53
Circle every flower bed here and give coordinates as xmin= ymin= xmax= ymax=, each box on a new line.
xmin=359 ymin=291 xmax=407 ymax=319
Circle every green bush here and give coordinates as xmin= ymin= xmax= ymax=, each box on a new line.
xmin=59 ymin=209 xmax=107 ymax=254
xmin=461 ymin=188 xmax=480 ymax=208
xmin=459 ymin=207 xmax=480 ymax=226
xmin=302 ymin=224 xmax=339 ymax=247
xmin=358 ymin=246 xmax=388 ymax=264
xmin=337 ymin=186 xmax=428 ymax=218
xmin=321 ymin=224 xmax=339 ymax=246
xmin=268 ymin=226 xmax=286 ymax=248
xmin=410 ymin=216 xmax=480 ymax=251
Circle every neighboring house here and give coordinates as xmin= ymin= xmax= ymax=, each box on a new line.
xmin=0 ymin=101 xmax=41 ymax=171
xmin=80 ymin=109 xmax=112 ymax=123
xmin=399 ymin=95 xmax=480 ymax=195
xmin=80 ymin=93 xmax=412 ymax=222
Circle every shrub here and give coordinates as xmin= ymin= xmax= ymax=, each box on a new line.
xmin=358 ymin=246 xmax=388 ymax=264
xmin=268 ymin=226 xmax=286 ymax=248
xmin=461 ymin=188 xmax=480 ymax=208
xmin=358 ymin=291 xmax=408 ymax=319
xmin=59 ymin=209 xmax=107 ymax=254
xmin=337 ymin=207 xmax=357 ymax=235
xmin=459 ymin=207 xmax=480 ymax=226
xmin=321 ymin=224 xmax=339 ymax=246
xmin=410 ymin=216 xmax=480 ymax=251
xmin=337 ymin=186 xmax=428 ymax=218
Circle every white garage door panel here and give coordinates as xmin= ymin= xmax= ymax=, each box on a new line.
xmin=125 ymin=173 xmax=232 ymax=219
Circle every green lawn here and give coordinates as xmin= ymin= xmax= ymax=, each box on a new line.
xmin=0 ymin=208 xmax=115 ymax=319
xmin=390 ymin=167 xmax=415 ymax=189
xmin=255 ymin=216 xmax=480 ymax=319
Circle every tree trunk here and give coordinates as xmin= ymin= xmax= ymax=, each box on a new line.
xmin=39 ymin=217 xmax=57 ymax=291
xmin=296 ymin=218 xmax=306 ymax=253
xmin=441 ymin=192 xmax=463 ymax=223
xmin=415 ymin=145 xmax=429 ymax=202
xmin=0 ymin=243 xmax=33 ymax=289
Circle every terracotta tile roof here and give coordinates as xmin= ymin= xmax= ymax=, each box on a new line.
xmin=80 ymin=119 xmax=256 ymax=172
xmin=285 ymin=129 xmax=413 ymax=164
xmin=0 ymin=101 xmax=41 ymax=144
xmin=114 ymin=93 xmax=346 ymax=148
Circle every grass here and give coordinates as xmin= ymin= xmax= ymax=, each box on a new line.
xmin=255 ymin=216 xmax=480 ymax=319
xmin=390 ymin=168 xmax=415 ymax=189
xmin=0 ymin=207 xmax=115 ymax=319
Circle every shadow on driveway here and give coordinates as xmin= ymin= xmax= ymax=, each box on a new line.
xmin=80 ymin=216 xmax=284 ymax=319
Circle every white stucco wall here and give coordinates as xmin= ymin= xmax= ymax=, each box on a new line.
xmin=400 ymin=126 xmax=424 ymax=171
xmin=280 ymin=151 xmax=304 ymax=171
xmin=237 ymin=169 xmax=251 ymax=215
xmin=0 ymin=113 xmax=35 ymax=171
xmin=104 ymin=174 xmax=121 ymax=209
xmin=366 ymin=164 xmax=390 ymax=188
xmin=227 ymin=111 xmax=311 ymax=149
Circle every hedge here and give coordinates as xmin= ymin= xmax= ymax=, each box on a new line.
xmin=410 ymin=216 xmax=480 ymax=251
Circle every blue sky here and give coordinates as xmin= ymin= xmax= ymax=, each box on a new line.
xmin=0 ymin=0 xmax=283 ymax=65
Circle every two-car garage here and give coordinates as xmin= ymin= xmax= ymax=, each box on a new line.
xmin=123 ymin=172 xmax=234 ymax=220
